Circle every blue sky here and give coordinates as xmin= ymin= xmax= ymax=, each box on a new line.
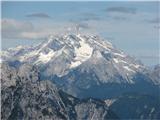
xmin=1 ymin=1 xmax=159 ymax=66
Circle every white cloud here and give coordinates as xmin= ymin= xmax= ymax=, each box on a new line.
xmin=2 ymin=19 xmax=34 ymax=39
xmin=1 ymin=18 xmax=76 ymax=39
xmin=2 ymin=19 xmax=33 ymax=32
xmin=1 ymin=11 xmax=158 ymax=42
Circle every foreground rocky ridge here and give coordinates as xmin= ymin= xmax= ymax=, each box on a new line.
xmin=1 ymin=63 xmax=118 ymax=120
xmin=1 ymin=63 xmax=160 ymax=119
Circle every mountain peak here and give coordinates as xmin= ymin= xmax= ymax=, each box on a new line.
xmin=1 ymin=33 xmax=145 ymax=83
xmin=46 ymin=33 xmax=113 ymax=50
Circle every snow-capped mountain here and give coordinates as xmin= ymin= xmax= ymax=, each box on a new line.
xmin=1 ymin=33 xmax=144 ymax=82
xmin=1 ymin=33 xmax=159 ymax=98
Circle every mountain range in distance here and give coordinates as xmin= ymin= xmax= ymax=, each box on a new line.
xmin=1 ymin=33 xmax=160 ymax=119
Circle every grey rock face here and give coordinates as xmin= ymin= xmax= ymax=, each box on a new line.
xmin=1 ymin=63 xmax=118 ymax=120
xmin=148 ymin=64 xmax=160 ymax=85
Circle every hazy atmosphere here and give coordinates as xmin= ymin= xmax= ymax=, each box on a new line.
xmin=2 ymin=2 xmax=159 ymax=65
xmin=1 ymin=2 xmax=160 ymax=120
